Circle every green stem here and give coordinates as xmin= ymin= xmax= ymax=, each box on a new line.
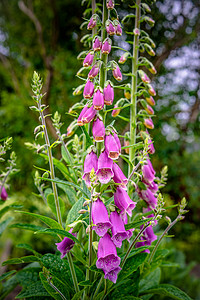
xmin=92 ymin=276 xmax=104 ymax=300
xmin=0 ymin=170 xmax=10 ymax=196
xmin=100 ymin=0 xmax=108 ymax=88
xmin=148 ymin=216 xmax=181 ymax=264
xmin=66 ymin=252 xmax=80 ymax=294
xmin=128 ymin=0 xmax=141 ymax=179
xmin=121 ymin=222 xmax=149 ymax=268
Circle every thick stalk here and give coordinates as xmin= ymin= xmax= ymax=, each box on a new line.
xmin=148 ymin=216 xmax=181 ymax=264
xmin=121 ymin=222 xmax=149 ymax=268
xmin=66 ymin=252 xmax=80 ymax=294
xmin=128 ymin=0 xmax=141 ymax=178
xmin=99 ymin=0 xmax=108 ymax=88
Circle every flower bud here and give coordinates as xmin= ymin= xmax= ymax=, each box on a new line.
xmin=73 ymin=84 xmax=85 ymax=96
xmin=133 ymin=28 xmax=140 ymax=36
xmin=92 ymin=117 xmax=105 ymax=142
xmin=149 ymin=66 xmax=157 ymax=75
xmin=93 ymin=36 xmax=102 ymax=52
xmin=83 ymin=200 xmax=90 ymax=207
xmin=118 ymin=52 xmax=129 ymax=64
xmin=106 ymin=0 xmax=114 ymax=9
xmin=144 ymin=44 xmax=155 ymax=56
xmin=87 ymin=15 xmax=97 ymax=30
xmin=77 ymin=105 xmax=89 ymax=126
xmin=147 ymin=84 xmax=156 ymax=96
xmin=112 ymin=65 xmax=122 ymax=81
xmin=112 ymin=105 xmax=121 ymax=117
xmin=114 ymin=20 xmax=122 ymax=36
xmin=146 ymin=96 xmax=155 ymax=106
xmin=83 ymin=52 xmax=94 ymax=67
xmin=106 ymin=20 xmax=115 ymax=36
xmin=78 ymin=209 xmax=88 ymax=214
xmin=124 ymin=140 xmax=129 ymax=154
xmin=104 ymin=82 xmax=114 ymax=105
xmin=88 ymin=63 xmax=100 ymax=79
xmin=138 ymin=70 xmax=151 ymax=84
xmin=102 ymin=38 xmax=112 ymax=54
xmin=83 ymin=80 xmax=94 ymax=99
xmin=1 ymin=186 xmax=8 ymax=201
xmin=93 ymin=89 xmax=104 ymax=110
xmin=105 ymin=132 xmax=121 ymax=160
xmin=144 ymin=16 xmax=155 ymax=27
xmin=124 ymin=84 xmax=131 ymax=99
xmin=145 ymin=105 xmax=154 ymax=115
xmin=144 ymin=118 xmax=154 ymax=129
xmin=82 ymin=106 xmax=96 ymax=124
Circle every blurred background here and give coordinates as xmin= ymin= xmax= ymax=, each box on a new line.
xmin=0 ymin=0 xmax=199 ymax=298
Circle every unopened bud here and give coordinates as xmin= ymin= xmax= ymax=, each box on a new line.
xmin=144 ymin=44 xmax=155 ymax=56
xmin=145 ymin=105 xmax=154 ymax=115
xmin=138 ymin=70 xmax=151 ymax=84
xmin=73 ymin=84 xmax=85 ymax=96
xmin=112 ymin=105 xmax=121 ymax=117
xmin=106 ymin=20 xmax=115 ymax=36
xmin=144 ymin=118 xmax=154 ymax=129
xmin=124 ymin=84 xmax=131 ymax=99
xmin=165 ymin=216 xmax=171 ymax=224
xmin=144 ymin=16 xmax=155 ymax=27
xmin=133 ymin=28 xmax=140 ymax=36
xmin=83 ymin=200 xmax=90 ymax=207
xmin=78 ymin=209 xmax=87 ymax=214
xmin=86 ymin=226 xmax=91 ymax=234
xmin=106 ymin=0 xmax=114 ymax=9
xmin=146 ymin=96 xmax=155 ymax=106
xmin=147 ymin=84 xmax=156 ymax=96
xmin=124 ymin=140 xmax=130 ymax=154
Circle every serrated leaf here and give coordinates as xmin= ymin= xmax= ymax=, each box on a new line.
xmin=57 ymin=184 xmax=77 ymax=205
xmin=66 ymin=197 xmax=85 ymax=225
xmin=10 ymin=223 xmax=45 ymax=232
xmin=0 ymin=204 xmax=23 ymax=219
xmin=15 ymin=211 xmax=62 ymax=230
xmin=71 ymin=289 xmax=85 ymax=300
xmin=125 ymin=218 xmax=154 ymax=230
xmin=139 ymin=268 xmax=161 ymax=293
xmin=141 ymin=284 xmax=192 ymax=300
xmin=81 ymin=126 xmax=93 ymax=148
xmin=16 ymin=281 xmax=50 ymax=298
xmin=16 ymin=243 xmax=42 ymax=257
xmin=47 ymin=193 xmax=65 ymax=218
xmin=2 ymin=256 xmax=40 ymax=266
xmin=0 ymin=217 xmax=14 ymax=236
xmin=0 ymin=270 xmax=16 ymax=282
xmin=39 ymin=272 xmax=70 ymax=300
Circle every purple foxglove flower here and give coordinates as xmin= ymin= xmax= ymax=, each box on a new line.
xmin=93 ymin=37 xmax=102 ymax=52
xmin=148 ymin=138 xmax=155 ymax=154
xmin=106 ymin=20 xmax=115 ymax=36
xmin=82 ymin=105 xmax=96 ymax=124
xmin=87 ymin=15 xmax=97 ymax=30
xmin=82 ymin=150 xmax=98 ymax=186
xmin=112 ymin=65 xmax=122 ymax=81
xmin=113 ymin=163 xmax=128 ymax=188
xmin=77 ymin=105 xmax=89 ymax=126
xmin=102 ymin=39 xmax=111 ymax=54
xmin=96 ymin=150 xmax=114 ymax=184
xmin=115 ymin=23 xmax=122 ymax=36
xmin=139 ymin=188 xmax=157 ymax=209
xmin=145 ymin=180 xmax=158 ymax=194
xmin=146 ymin=96 xmax=155 ymax=106
xmin=105 ymin=133 xmax=120 ymax=160
xmin=106 ymin=0 xmax=115 ymax=9
xmin=110 ymin=211 xmax=128 ymax=248
xmin=135 ymin=237 xmax=150 ymax=253
xmin=93 ymin=89 xmax=104 ymax=110
xmin=92 ymin=198 xmax=112 ymax=237
xmin=96 ymin=233 xmax=121 ymax=272
xmin=112 ymin=105 xmax=121 ymax=117
xmin=142 ymin=164 xmax=155 ymax=183
xmin=56 ymin=229 xmax=76 ymax=258
xmin=88 ymin=64 xmax=100 ymax=79
xmin=121 ymin=213 xmax=134 ymax=242
xmin=114 ymin=132 xmax=121 ymax=154
xmin=92 ymin=117 xmax=105 ymax=142
xmin=1 ymin=186 xmax=8 ymax=201
xmin=104 ymin=267 xmax=121 ymax=283
xmin=147 ymin=159 xmax=155 ymax=175
xmin=83 ymin=52 xmax=94 ymax=67
xmin=145 ymin=105 xmax=154 ymax=115
xmin=104 ymin=83 xmax=114 ymax=105
xmin=83 ymin=80 xmax=94 ymax=99
xmin=144 ymin=118 xmax=154 ymax=129
xmin=114 ymin=186 xmax=136 ymax=216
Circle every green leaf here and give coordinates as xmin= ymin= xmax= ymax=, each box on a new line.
xmin=0 ymin=274 xmax=18 ymax=300
xmin=15 ymin=211 xmax=63 ymax=230
xmin=139 ymin=268 xmax=161 ymax=293
xmin=125 ymin=218 xmax=154 ymax=230
xmin=16 ymin=243 xmax=42 ymax=257
xmin=141 ymin=284 xmax=192 ymax=300
xmin=10 ymin=223 xmax=45 ymax=232
xmin=2 ymin=256 xmax=40 ymax=266
xmin=16 ymin=281 xmax=50 ymax=298
xmin=15 ymin=267 xmax=42 ymax=287
xmin=71 ymin=289 xmax=85 ymax=300
xmin=36 ymin=228 xmax=81 ymax=246
xmin=66 ymin=197 xmax=85 ymax=225
xmin=160 ymin=261 xmax=180 ymax=268
xmin=61 ymin=145 xmax=74 ymax=165
xmin=57 ymin=184 xmax=77 ymax=205
xmin=0 ymin=217 xmax=14 ymax=236
xmin=0 ymin=204 xmax=23 ymax=219
xmin=39 ymin=272 xmax=70 ymax=300
xmin=47 ymin=193 xmax=65 ymax=218
xmin=81 ymin=125 xmax=93 ymax=148
xmin=0 ymin=270 xmax=16 ymax=282
xmin=78 ymin=280 xmax=92 ymax=287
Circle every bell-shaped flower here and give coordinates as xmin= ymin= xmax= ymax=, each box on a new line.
xmin=92 ymin=198 xmax=112 ymax=237
xmin=145 ymin=180 xmax=158 ymax=194
xmin=88 ymin=63 xmax=100 ymax=79
xmin=139 ymin=188 xmax=157 ymax=209
xmin=0 ymin=186 xmax=8 ymax=201
xmin=96 ymin=233 xmax=121 ymax=273
xmin=102 ymin=38 xmax=112 ymax=54
xmin=96 ymin=150 xmax=114 ymax=184
xmin=104 ymin=266 xmax=121 ymax=283
xmin=82 ymin=105 xmax=96 ymax=124
xmin=87 ymin=15 xmax=97 ymax=30
xmin=114 ymin=186 xmax=136 ymax=216
xmin=104 ymin=83 xmax=114 ymax=105
xmin=110 ymin=211 xmax=128 ymax=248
xmin=144 ymin=225 xmax=157 ymax=245
xmin=135 ymin=237 xmax=149 ymax=253
xmin=83 ymin=52 xmax=94 ymax=67
xmin=113 ymin=163 xmax=128 ymax=189
xmin=114 ymin=132 xmax=121 ymax=154
xmin=106 ymin=20 xmax=115 ymax=35
xmin=112 ymin=65 xmax=122 ymax=81
xmin=77 ymin=105 xmax=89 ymax=126
xmin=144 ymin=118 xmax=154 ymax=129
xmin=142 ymin=163 xmax=155 ymax=183
xmin=93 ymin=36 xmax=102 ymax=52
xmin=83 ymin=80 xmax=94 ymax=99
xmin=106 ymin=0 xmax=115 ymax=9
xmin=121 ymin=213 xmax=134 ymax=242
xmin=56 ymin=229 xmax=77 ymax=259
xmin=82 ymin=150 xmax=98 ymax=187
xmin=92 ymin=117 xmax=105 ymax=142
xmin=93 ymin=89 xmax=104 ymax=110
xmin=105 ymin=133 xmax=120 ymax=160
xmin=112 ymin=105 xmax=121 ymax=117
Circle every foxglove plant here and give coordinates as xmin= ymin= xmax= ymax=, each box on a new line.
xmin=1 ymin=1 xmax=191 ymax=300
